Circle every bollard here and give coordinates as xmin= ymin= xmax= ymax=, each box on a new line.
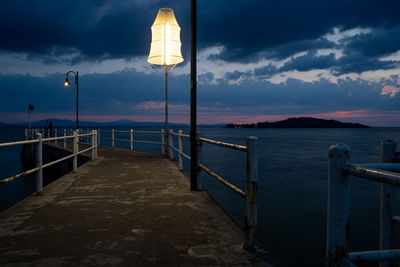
xmin=244 ymin=136 xmax=258 ymax=250
xmin=112 ymin=128 xmax=115 ymax=148
xmin=91 ymin=130 xmax=95 ymax=160
xmin=196 ymin=132 xmax=203 ymax=190
xmin=55 ymin=129 xmax=57 ymax=146
xmin=73 ymin=130 xmax=78 ymax=172
xmin=326 ymin=144 xmax=351 ymax=266
xmin=161 ymin=129 xmax=165 ymax=155
xmin=130 ymin=129 xmax=133 ymax=151
xmin=35 ymin=133 xmax=43 ymax=195
xmin=168 ymin=130 xmax=174 ymax=160
xmin=178 ymin=130 xmax=183 ymax=170
xmin=380 ymin=140 xmax=397 ymax=267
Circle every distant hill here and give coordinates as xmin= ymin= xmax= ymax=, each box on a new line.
xmin=2 ymin=119 xmax=225 ymax=128
xmin=226 ymin=117 xmax=371 ymax=128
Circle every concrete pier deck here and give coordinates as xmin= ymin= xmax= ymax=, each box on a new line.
xmin=0 ymin=146 xmax=268 ymax=266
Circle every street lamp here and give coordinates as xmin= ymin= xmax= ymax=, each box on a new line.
xmin=147 ymin=8 xmax=184 ymax=151
xmin=64 ymin=71 xmax=79 ymax=131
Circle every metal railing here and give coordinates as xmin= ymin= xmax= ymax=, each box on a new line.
xmin=327 ymin=140 xmax=400 ymax=266
xmin=195 ymin=133 xmax=258 ymax=250
xmin=90 ymin=127 xmax=258 ymax=249
xmin=97 ymin=128 xmax=164 ymax=153
xmin=1 ymin=130 xmax=98 ymax=195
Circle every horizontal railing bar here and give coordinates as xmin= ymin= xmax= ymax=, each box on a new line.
xmin=133 ymin=140 xmax=161 ymax=145
xmin=181 ymin=134 xmax=190 ymax=138
xmin=199 ymin=163 xmax=245 ymax=197
xmin=133 ymin=130 xmax=161 ymax=134
xmin=43 ymin=135 xmax=75 ymax=142
xmin=77 ymin=133 xmax=93 ymax=137
xmin=42 ymin=153 xmax=75 ymax=169
xmin=347 ymin=164 xmax=400 ymax=186
xmin=349 ymin=249 xmax=400 ymax=261
xmin=181 ymin=152 xmax=191 ymax=160
xmin=113 ymin=130 xmax=130 ymax=133
xmin=393 ymin=215 xmax=400 ymax=223
xmin=0 ymin=139 xmax=39 ymax=147
xmin=114 ymin=138 xmax=130 ymax=142
xmin=77 ymin=146 xmax=93 ymax=155
xmin=171 ymin=146 xmax=179 ymax=153
xmin=356 ymin=163 xmax=400 ymax=172
xmin=199 ymin=137 xmax=247 ymax=152
xmin=0 ymin=167 xmax=40 ymax=185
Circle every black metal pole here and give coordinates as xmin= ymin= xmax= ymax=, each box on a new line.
xmin=76 ymin=72 xmax=79 ymax=131
xmin=165 ymin=65 xmax=168 ymax=154
xmin=190 ymin=0 xmax=198 ymax=190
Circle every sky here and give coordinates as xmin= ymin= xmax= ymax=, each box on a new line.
xmin=0 ymin=0 xmax=399 ymax=126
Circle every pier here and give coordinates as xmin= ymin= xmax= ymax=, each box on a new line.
xmin=0 ymin=129 xmax=267 ymax=266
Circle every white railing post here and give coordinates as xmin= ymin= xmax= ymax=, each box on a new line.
xmin=380 ymin=140 xmax=397 ymax=267
xmin=196 ymin=132 xmax=203 ymax=190
xmin=168 ymin=129 xmax=174 ymax=160
xmin=35 ymin=133 xmax=43 ymax=195
xmin=326 ymin=144 xmax=351 ymax=266
xmin=178 ymin=130 xmax=183 ymax=170
xmin=91 ymin=130 xmax=95 ymax=160
xmin=161 ymin=129 xmax=165 ymax=155
xmin=73 ymin=130 xmax=78 ymax=172
xmin=130 ymin=129 xmax=133 ymax=151
xmin=95 ymin=130 xmax=98 ymax=159
xmin=54 ymin=129 xmax=57 ymax=146
xmin=63 ymin=129 xmax=66 ymax=149
xmin=244 ymin=136 xmax=258 ymax=250
xmin=112 ymin=128 xmax=115 ymax=148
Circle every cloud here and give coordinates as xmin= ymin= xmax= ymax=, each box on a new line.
xmin=381 ymin=85 xmax=400 ymax=98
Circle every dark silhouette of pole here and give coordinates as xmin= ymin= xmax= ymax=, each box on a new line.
xmin=190 ymin=0 xmax=198 ymax=190
xmin=165 ymin=65 xmax=168 ymax=152
xmin=76 ymin=71 xmax=79 ymax=131
xmin=65 ymin=71 xmax=79 ymax=131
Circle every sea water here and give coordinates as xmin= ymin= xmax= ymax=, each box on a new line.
xmin=1 ymin=126 xmax=400 ymax=266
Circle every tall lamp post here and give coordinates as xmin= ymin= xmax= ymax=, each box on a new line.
xmin=147 ymin=8 xmax=184 ymax=152
xmin=190 ymin=0 xmax=198 ymax=190
xmin=64 ymin=71 xmax=79 ymax=131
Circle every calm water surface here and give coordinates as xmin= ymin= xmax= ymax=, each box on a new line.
xmin=1 ymin=126 xmax=400 ymax=266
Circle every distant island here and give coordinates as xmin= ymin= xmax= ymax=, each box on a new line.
xmin=226 ymin=117 xmax=371 ymax=128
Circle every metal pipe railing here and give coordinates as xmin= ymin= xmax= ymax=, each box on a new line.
xmin=0 ymin=130 xmax=98 ymax=193
xmin=24 ymin=127 xmax=258 ymax=250
xmin=326 ymin=140 xmax=400 ymax=266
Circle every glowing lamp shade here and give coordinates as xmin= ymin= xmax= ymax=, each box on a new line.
xmin=147 ymin=8 xmax=183 ymax=66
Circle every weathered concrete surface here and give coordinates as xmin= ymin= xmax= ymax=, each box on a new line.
xmin=0 ymin=147 xmax=270 ymax=266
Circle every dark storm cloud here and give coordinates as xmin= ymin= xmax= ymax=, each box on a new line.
xmin=1 ymin=0 xmax=400 ymax=75
xmin=198 ymin=0 xmax=400 ymax=61
xmin=225 ymin=70 xmax=252 ymax=81
xmin=0 ymin=0 xmax=190 ymax=62
xmin=253 ymin=64 xmax=278 ymax=77
xmin=280 ymin=51 xmax=336 ymax=72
